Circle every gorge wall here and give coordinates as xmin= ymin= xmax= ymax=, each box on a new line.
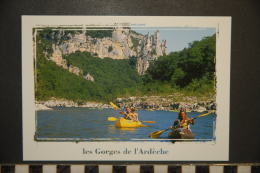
xmin=43 ymin=28 xmax=167 ymax=77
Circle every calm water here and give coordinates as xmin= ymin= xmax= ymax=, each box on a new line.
xmin=36 ymin=108 xmax=216 ymax=141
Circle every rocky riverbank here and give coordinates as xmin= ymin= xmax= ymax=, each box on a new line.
xmin=35 ymin=103 xmax=53 ymax=111
xmin=36 ymin=95 xmax=216 ymax=112
xmin=36 ymin=99 xmax=110 ymax=111
xmin=115 ymin=95 xmax=216 ymax=112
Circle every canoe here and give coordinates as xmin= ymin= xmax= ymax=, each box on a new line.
xmin=115 ymin=118 xmax=143 ymax=128
xmin=168 ymin=128 xmax=194 ymax=139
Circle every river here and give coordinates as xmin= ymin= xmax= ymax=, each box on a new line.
xmin=36 ymin=108 xmax=216 ymax=141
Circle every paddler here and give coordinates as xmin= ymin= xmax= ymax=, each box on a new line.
xmin=170 ymin=107 xmax=195 ymax=131
xmin=119 ymin=106 xmax=139 ymax=122
xmin=130 ymin=107 xmax=139 ymax=122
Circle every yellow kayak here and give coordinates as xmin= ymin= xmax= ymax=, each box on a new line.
xmin=115 ymin=118 xmax=143 ymax=128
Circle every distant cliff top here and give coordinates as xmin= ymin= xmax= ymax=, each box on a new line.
xmin=38 ymin=27 xmax=167 ymax=74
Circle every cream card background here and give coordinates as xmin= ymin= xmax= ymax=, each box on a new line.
xmin=22 ymin=16 xmax=231 ymax=161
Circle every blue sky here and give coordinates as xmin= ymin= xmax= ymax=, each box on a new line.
xmin=132 ymin=27 xmax=216 ymax=53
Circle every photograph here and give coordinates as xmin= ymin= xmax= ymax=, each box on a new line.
xmin=22 ymin=16 xmax=231 ymax=161
xmin=34 ymin=26 xmax=217 ymax=142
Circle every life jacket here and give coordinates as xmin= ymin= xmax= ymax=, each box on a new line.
xmin=178 ymin=112 xmax=190 ymax=129
xmin=181 ymin=120 xmax=190 ymax=129
xmin=174 ymin=119 xmax=190 ymax=129
xmin=125 ymin=112 xmax=136 ymax=120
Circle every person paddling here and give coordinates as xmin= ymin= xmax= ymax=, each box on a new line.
xmin=167 ymin=107 xmax=195 ymax=139
xmin=130 ymin=107 xmax=139 ymax=122
xmin=120 ymin=107 xmax=139 ymax=122
xmin=170 ymin=107 xmax=195 ymax=133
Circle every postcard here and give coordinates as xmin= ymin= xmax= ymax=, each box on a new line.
xmin=22 ymin=16 xmax=231 ymax=161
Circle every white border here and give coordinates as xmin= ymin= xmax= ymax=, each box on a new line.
xmin=22 ymin=16 xmax=231 ymax=161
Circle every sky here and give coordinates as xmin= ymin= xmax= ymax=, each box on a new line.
xmin=132 ymin=27 xmax=216 ymax=53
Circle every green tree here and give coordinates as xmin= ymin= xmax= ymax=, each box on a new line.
xmin=145 ymin=34 xmax=216 ymax=90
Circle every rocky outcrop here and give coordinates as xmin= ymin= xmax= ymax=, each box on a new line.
xmin=136 ymin=57 xmax=150 ymax=75
xmin=37 ymin=99 xmax=110 ymax=109
xmin=115 ymin=96 xmax=216 ymax=112
xmin=35 ymin=103 xmax=52 ymax=111
xmin=47 ymin=28 xmax=167 ymax=76
xmin=136 ymin=31 xmax=167 ymax=74
xmin=84 ymin=73 xmax=94 ymax=82
xmin=49 ymin=44 xmax=83 ymax=76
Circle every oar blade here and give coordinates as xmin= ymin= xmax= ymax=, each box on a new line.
xmin=149 ymin=129 xmax=166 ymax=138
xmin=143 ymin=120 xmax=156 ymax=123
xmin=139 ymin=124 xmax=150 ymax=127
xmin=109 ymin=102 xmax=120 ymax=110
xmin=107 ymin=117 xmax=118 ymax=121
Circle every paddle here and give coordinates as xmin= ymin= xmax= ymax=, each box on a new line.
xmin=193 ymin=111 xmax=215 ymax=119
xmin=109 ymin=102 xmax=120 ymax=110
xmin=149 ymin=128 xmax=171 ymax=138
xmin=108 ymin=102 xmax=156 ymax=123
xmin=107 ymin=117 xmax=118 ymax=121
xmin=148 ymin=111 xmax=215 ymax=138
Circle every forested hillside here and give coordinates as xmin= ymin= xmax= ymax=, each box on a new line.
xmin=144 ymin=34 xmax=216 ymax=94
xmin=36 ymin=52 xmax=142 ymax=102
xmin=35 ymin=32 xmax=216 ymax=103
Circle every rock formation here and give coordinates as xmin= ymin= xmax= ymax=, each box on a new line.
xmin=84 ymin=73 xmax=95 ymax=82
xmin=46 ymin=28 xmax=167 ymax=77
xmin=49 ymin=44 xmax=83 ymax=76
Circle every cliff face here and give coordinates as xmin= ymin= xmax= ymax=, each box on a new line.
xmin=47 ymin=28 xmax=167 ymax=75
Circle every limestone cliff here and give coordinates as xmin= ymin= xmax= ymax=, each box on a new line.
xmin=47 ymin=28 xmax=167 ymax=76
